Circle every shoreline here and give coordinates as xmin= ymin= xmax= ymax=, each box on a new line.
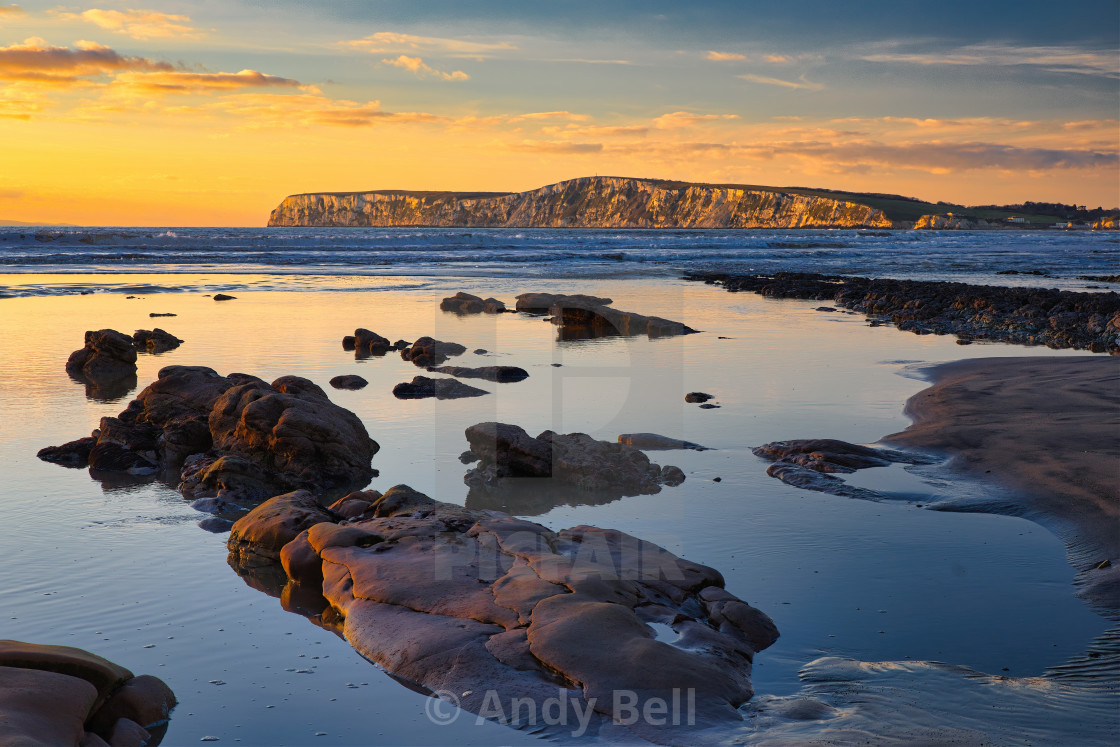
xmin=884 ymin=356 xmax=1120 ymax=614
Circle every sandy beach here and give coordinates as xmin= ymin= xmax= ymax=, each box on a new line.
xmin=886 ymin=356 xmax=1120 ymax=612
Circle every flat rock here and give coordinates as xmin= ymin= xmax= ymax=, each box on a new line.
xmin=440 ymin=291 xmax=507 ymax=314
xmin=227 ymin=486 xmax=777 ymax=740
xmin=66 ymin=329 xmax=138 ymax=379
xmin=132 ymin=328 xmax=183 ymax=354
xmin=515 ymin=292 xmax=613 ymax=313
xmin=212 ymin=293 xmax=236 ymax=301
xmin=752 ymin=438 xmax=937 ymax=500
xmin=426 ymin=364 xmax=529 ymax=382
xmin=36 ymin=436 xmax=96 ymax=467
xmin=400 ymin=336 xmax=468 ymax=367
xmin=329 ymin=374 xmax=368 ymax=390
xmin=618 ymin=433 xmax=709 ymax=451
xmin=392 ymin=375 xmax=488 ymax=399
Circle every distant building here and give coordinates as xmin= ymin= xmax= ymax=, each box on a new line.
xmin=1006 ymin=216 xmax=1028 ymax=224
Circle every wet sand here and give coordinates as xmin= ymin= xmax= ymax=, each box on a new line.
xmin=885 ymin=356 xmax=1120 ymax=612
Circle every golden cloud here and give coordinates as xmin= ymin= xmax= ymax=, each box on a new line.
xmin=737 ymin=73 xmax=824 ymax=90
xmin=343 ymin=32 xmax=516 ymax=57
xmin=0 ymin=4 xmax=24 ymax=17
xmin=111 ymin=69 xmax=302 ymax=94
xmin=381 ymin=55 xmax=468 ymax=81
xmin=653 ymin=111 xmax=739 ymax=129
xmin=0 ymin=37 xmax=172 ymax=84
xmin=706 ymin=51 xmax=746 ymax=61
xmin=69 ymin=8 xmax=205 ymax=40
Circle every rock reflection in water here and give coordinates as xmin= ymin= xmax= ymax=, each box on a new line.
xmin=69 ymin=370 xmax=137 ymax=402
xmin=465 ymin=477 xmax=628 ymax=515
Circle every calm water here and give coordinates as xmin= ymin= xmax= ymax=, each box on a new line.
xmin=0 ymin=230 xmax=1116 ymax=744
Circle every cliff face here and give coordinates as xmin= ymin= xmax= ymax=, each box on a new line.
xmin=267 ymin=176 xmax=893 ymax=229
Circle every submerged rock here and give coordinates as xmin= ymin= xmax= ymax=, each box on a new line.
xmin=66 ymin=329 xmax=137 ymax=379
xmin=350 ymin=328 xmax=392 ymax=356
xmin=132 ymin=327 xmax=183 ymax=354
xmin=39 ymin=365 xmax=380 ymax=507
xmin=517 ymin=292 xmax=696 ymax=338
xmin=227 ymin=485 xmax=777 ymax=740
xmin=464 ymin=422 xmax=684 ymax=496
xmin=392 ymin=375 xmax=488 ymax=399
xmin=440 ymin=291 xmax=507 ymax=314
xmin=400 ymin=336 xmax=468 ymax=367
xmin=0 ymin=639 xmax=176 ymax=747
xmin=618 ymin=433 xmax=710 ymax=451
xmin=426 ymin=364 xmax=529 ymax=382
xmin=752 ymin=438 xmax=937 ymax=500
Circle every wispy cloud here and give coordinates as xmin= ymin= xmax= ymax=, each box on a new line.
xmin=511 ymin=111 xmax=589 ymax=122
xmin=706 ymin=50 xmax=746 ymax=61
xmin=343 ymin=31 xmax=516 ymax=58
xmin=0 ymin=4 xmax=24 ymax=17
xmin=57 ymin=8 xmax=205 ymax=40
xmin=0 ymin=37 xmax=172 ymax=84
xmin=737 ymin=73 xmax=824 ymax=90
xmin=211 ymin=93 xmax=440 ymax=128
xmin=510 ymin=140 xmax=603 ymax=154
xmin=653 ymin=111 xmax=739 ymax=129
xmin=764 ymin=54 xmax=790 ymax=63
xmin=111 ymin=69 xmax=302 ymax=94
xmin=861 ymin=43 xmax=1119 ymax=77
xmin=381 ymin=55 xmax=468 ymax=81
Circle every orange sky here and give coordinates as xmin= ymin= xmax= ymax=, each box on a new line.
xmin=2 ymin=3 xmax=1117 ymax=225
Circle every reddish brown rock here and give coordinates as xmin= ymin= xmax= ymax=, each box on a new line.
xmin=66 ymin=329 xmax=138 ymax=379
xmin=329 ymin=374 xmax=368 ymax=390
xmin=400 ymin=336 xmax=468 ymax=367
xmin=228 ymin=490 xmax=335 ymax=564
xmin=131 ymin=328 xmax=183 ymax=354
xmin=440 ymin=291 xmax=507 ymax=314
xmin=426 ymin=364 xmax=529 ymax=383
xmin=392 ymin=375 xmax=488 ymax=399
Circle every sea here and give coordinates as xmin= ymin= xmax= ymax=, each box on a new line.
xmin=0 ymin=226 xmax=1116 ymax=745
xmin=2 ymin=226 xmax=1118 ymax=294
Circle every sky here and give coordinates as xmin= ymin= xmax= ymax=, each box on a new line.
xmin=1 ymin=0 xmax=1117 ymax=225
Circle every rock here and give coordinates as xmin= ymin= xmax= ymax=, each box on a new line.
xmin=699 ymin=403 xmax=721 ymax=409
xmin=815 ymin=306 xmax=836 ymax=311
xmin=392 ymin=375 xmax=488 ymax=399
xmin=329 ymin=375 xmax=368 ymax=390
xmin=212 ymin=293 xmax=236 ymax=301
xmin=132 ymin=328 xmax=183 ymax=354
xmin=425 ymin=365 xmax=529 ymax=383
xmin=515 ymin=292 xmax=613 ymax=313
xmin=685 ymin=392 xmax=714 ymax=403
xmin=464 ymin=422 xmax=684 ymax=496
xmin=66 ymin=329 xmax=138 ymax=379
xmin=341 ymin=335 xmax=355 ymax=350
xmin=351 ymin=328 xmax=392 ymax=355
xmin=686 ymin=271 xmax=1120 ymax=354
xmin=661 ymin=465 xmax=686 ymax=486
xmin=148 ymin=312 xmax=176 ymax=317
xmin=617 ymin=433 xmax=709 ymax=451
xmin=459 ymin=450 xmax=479 ymax=464
xmin=752 ymin=439 xmax=937 ymax=501
xmin=40 ymin=365 xmax=380 ymax=506
xmin=0 ymin=641 xmax=175 ymax=747
xmin=37 ymin=436 xmax=96 ymax=467
xmin=400 ymin=336 xmax=467 ymax=367
xmin=228 ymin=490 xmax=335 ymax=565
xmin=227 ymin=486 xmax=778 ymax=739
xmin=473 ymin=348 xmax=488 ymax=355
xmin=440 ymin=292 xmax=507 ymax=314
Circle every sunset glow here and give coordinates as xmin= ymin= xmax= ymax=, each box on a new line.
xmin=2 ymin=1 xmax=1118 ymax=225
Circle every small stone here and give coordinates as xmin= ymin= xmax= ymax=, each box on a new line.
xmin=213 ymin=294 xmax=236 ymax=301
xmin=698 ymin=403 xmax=720 ymax=409
xmin=685 ymin=392 xmax=713 ymax=403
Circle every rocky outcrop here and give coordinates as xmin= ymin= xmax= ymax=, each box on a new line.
xmin=426 ymin=364 xmax=529 ymax=382
xmin=0 ymin=639 xmax=176 ymax=747
xmin=392 ymin=375 xmax=488 ymax=399
xmin=440 ymin=292 xmax=507 ymax=313
xmin=66 ymin=329 xmax=137 ymax=379
xmin=514 ymin=292 xmax=697 ymax=338
xmin=268 ymin=176 xmax=893 ymax=229
xmin=132 ymin=328 xmax=183 ymax=354
xmin=687 ymin=272 xmax=1120 ymax=353
xmin=618 ymin=433 xmax=710 ymax=451
xmin=227 ymin=485 xmax=778 ymax=740
xmin=464 ymin=422 xmax=685 ymax=496
xmin=515 ymin=292 xmax=613 ymax=313
xmin=38 ymin=365 xmax=380 ymax=512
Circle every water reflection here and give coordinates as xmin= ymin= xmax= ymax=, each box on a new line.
xmin=69 ymin=370 xmax=137 ymax=402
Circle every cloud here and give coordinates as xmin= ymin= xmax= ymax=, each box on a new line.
xmin=511 ymin=111 xmax=589 ymax=122
xmin=764 ymin=54 xmax=790 ymax=63
xmin=0 ymin=187 xmax=24 ymax=198
xmin=381 ymin=55 xmax=468 ymax=81
xmin=65 ymin=8 xmax=205 ymax=40
xmin=0 ymin=4 xmax=23 ymax=17
xmin=861 ymin=43 xmax=1119 ymax=77
xmin=110 ymin=69 xmax=302 ymax=94
xmin=0 ymin=83 xmax=43 ymax=118
xmin=653 ymin=111 xmax=739 ymax=129
xmin=0 ymin=37 xmax=172 ymax=84
xmin=707 ymin=51 xmax=746 ymax=61
xmin=510 ymin=140 xmax=603 ymax=154
xmin=737 ymin=73 xmax=824 ymax=90
xmin=209 ymin=93 xmax=440 ymax=129
xmin=343 ymin=31 xmax=516 ymax=58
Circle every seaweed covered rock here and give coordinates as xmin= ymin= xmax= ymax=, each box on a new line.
xmin=0 ymin=640 xmax=176 ymax=747
xmin=38 ymin=365 xmax=380 ymax=508
xmin=227 ymin=486 xmax=777 ymax=741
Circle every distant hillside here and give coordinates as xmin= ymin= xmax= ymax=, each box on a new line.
xmin=0 ymin=219 xmax=78 ymax=227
